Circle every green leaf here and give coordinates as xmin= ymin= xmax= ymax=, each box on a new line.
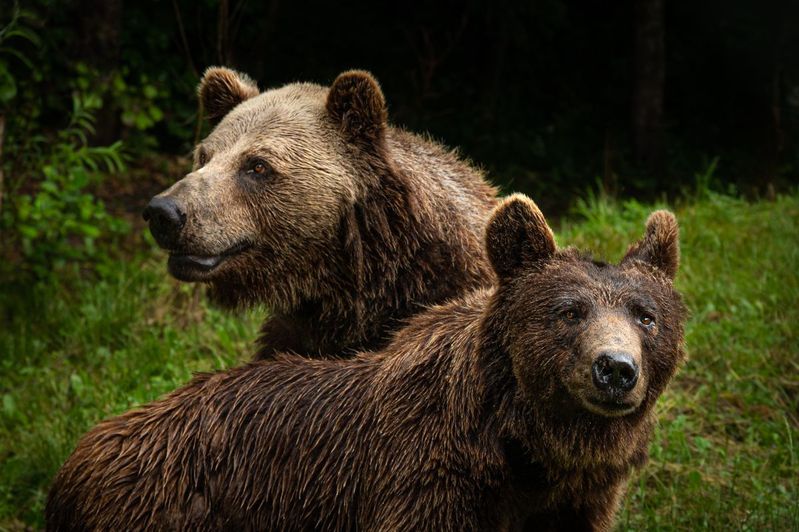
xmin=0 ymin=61 xmax=17 ymax=103
xmin=2 ymin=393 xmax=17 ymax=417
xmin=40 ymin=180 xmax=58 ymax=194
xmin=121 ymin=110 xmax=135 ymax=127
xmin=18 ymin=225 xmax=38 ymax=238
xmin=69 ymin=373 xmax=85 ymax=396
xmin=134 ymin=112 xmax=152 ymax=130
xmin=3 ymin=26 xmax=41 ymax=47
xmin=0 ymin=46 xmax=34 ymax=70
xmin=148 ymin=105 xmax=163 ymax=122
xmin=80 ymin=223 xmax=100 ymax=238
xmin=113 ymin=74 xmax=127 ymax=92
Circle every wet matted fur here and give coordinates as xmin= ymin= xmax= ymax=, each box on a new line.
xmin=49 ymin=195 xmax=686 ymax=531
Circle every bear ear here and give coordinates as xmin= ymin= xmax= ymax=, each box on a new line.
xmin=198 ymin=67 xmax=260 ymax=122
xmin=622 ymin=210 xmax=680 ymax=280
xmin=326 ymin=70 xmax=387 ymax=145
xmin=486 ymin=194 xmax=557 ymax=280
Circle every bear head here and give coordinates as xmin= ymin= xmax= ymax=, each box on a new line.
xmin=485 ymin=194 xmax=686 ymax=461
xmin=143 ymin=68 xmax=389 ymax=309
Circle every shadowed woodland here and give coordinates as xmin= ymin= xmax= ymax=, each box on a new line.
xmin=2 ymin=0 xmax=798 ymax=213
xmin=0 ymin=0 xmax=797 ymax=529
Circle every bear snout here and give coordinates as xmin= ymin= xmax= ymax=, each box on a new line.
xmin=591 ymin=351 xmax=639 ymax=394
xmin=564 ymin=311 xmax=648 ymax=417
xmin=143 ymin=196 xmax=186 ymax=250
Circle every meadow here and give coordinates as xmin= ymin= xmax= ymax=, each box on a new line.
xmin=1 ymin=190 xmax=797 ymax=530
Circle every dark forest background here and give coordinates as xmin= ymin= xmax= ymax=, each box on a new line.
xmin=3 ymin=0 xmax=799 ymax=216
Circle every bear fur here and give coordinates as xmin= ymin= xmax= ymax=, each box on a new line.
xmin=48 ymin=195 xmax=686 ymax=531
xmin=145 ymin=68 xmax=498 ymax=359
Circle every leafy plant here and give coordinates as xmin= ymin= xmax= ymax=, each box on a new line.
xmin=4 ymin=93 xmax=130 ymax=278
xmin=73 ymin=62 xmax=168 ymax=149
xmin=0 ymin=2 xmax=40 ymax=107
xmin=0 ymin=2 xmax=41 ymax=224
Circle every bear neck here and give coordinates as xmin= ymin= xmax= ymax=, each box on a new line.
xmin=258 ymin=129 xmax=496 ymax=358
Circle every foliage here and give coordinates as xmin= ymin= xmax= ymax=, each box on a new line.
xmin=72 ymin=63 xmax=169 ymax=151
xmin=0 ymin=3 xmax=40 ymax=107
xmin=0 ymin=3 xmax=134 ymax=280
xmin=0 ymin=191 xmax=796 ymax=529
xmin=1 ymin=93 xmax=130 ymax=279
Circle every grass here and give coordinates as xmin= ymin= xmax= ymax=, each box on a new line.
xmin=1 ymin=190 xmax=797 ymax=530
xmin=0 ymin=250 xmax=260 ymax=530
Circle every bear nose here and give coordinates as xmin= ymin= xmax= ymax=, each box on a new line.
xmin=143 ymin=196 xmax=186 ymax=250
xmin=592 ymin=352 xmax=639 ymax=393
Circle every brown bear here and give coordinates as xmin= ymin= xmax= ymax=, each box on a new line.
xmin=143 ymin=67 xmax=498 ymax=359
xmin=47 ymin=195 xmax=686 ymax=531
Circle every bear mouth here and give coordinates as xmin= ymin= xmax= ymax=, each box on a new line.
xmin=168 ymin=241 xmax=251 ymax=281
xmin=583 ymin=397 xmax=639 ymax=418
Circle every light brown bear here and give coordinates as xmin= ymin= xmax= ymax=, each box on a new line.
xmin=49 ymin=195 xmax=686 ymax=531
xmin=143 ymin=68 xmax=497 ymax=359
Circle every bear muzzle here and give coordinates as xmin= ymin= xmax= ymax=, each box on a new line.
xmin=581 ymin=351 xmax=642 ymax=416
xmin=144 ymin=188 xmax=253 ymax=282
xmin=143 ymin=196 xmax=186 ymax=250
xmin=569 ymin=311 xmax=647 ymax=417
xmin=167 ymin=240 xmax=252 ymax=281
xmin=592 ymin=351 xmax=639 ymax=394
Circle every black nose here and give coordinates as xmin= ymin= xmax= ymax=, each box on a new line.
xmin=592 ymin=352 xmax=639 ymax=393
xmin=143 ymin=196 xmax=185 ymax=249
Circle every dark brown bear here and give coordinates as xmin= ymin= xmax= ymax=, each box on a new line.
xmin=143 ymin=67 xmax=497 ymax=359
xmin=48 ymin=195 xmax=686 ymax=531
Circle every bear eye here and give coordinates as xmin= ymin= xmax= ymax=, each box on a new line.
xmin=639 ymin=314 xmax=655 ymax=327
xmin=562 ymin=307 xmax=582 ymax=322
xmin=247 ymin=159 xmax=272 ymax=177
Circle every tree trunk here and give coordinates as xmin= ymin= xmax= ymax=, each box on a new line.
xmin=73 ymin=0 xmax=123 ymax=145
xmin=251 ymin=0 xmax=281 ymax=81
xmin=217 ymin=0 xmax=233 ymax=66
xmin=764 ymin=4 xmax=788 ymax=189
xmin=632 ymin=0 xmax=665 ymax=175
xmin=0 ymin=113 xmax=5 ymax=217
xmin=172 ymin=0 xmax=198 ymax=78
xmin=74 ymin=0 xmax=123 ymax=70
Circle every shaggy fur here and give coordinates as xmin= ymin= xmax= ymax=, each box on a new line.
xmin=146 ymin=68 xmax=497 ymax=359
xmin=49 ymin=195 xmax=686 ymax=531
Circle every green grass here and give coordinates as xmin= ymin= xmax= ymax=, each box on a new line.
xmin=1 ymin=191 xmax=797 ymax=530
xmin=0 ymin=253 xmax=260 ymax=530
